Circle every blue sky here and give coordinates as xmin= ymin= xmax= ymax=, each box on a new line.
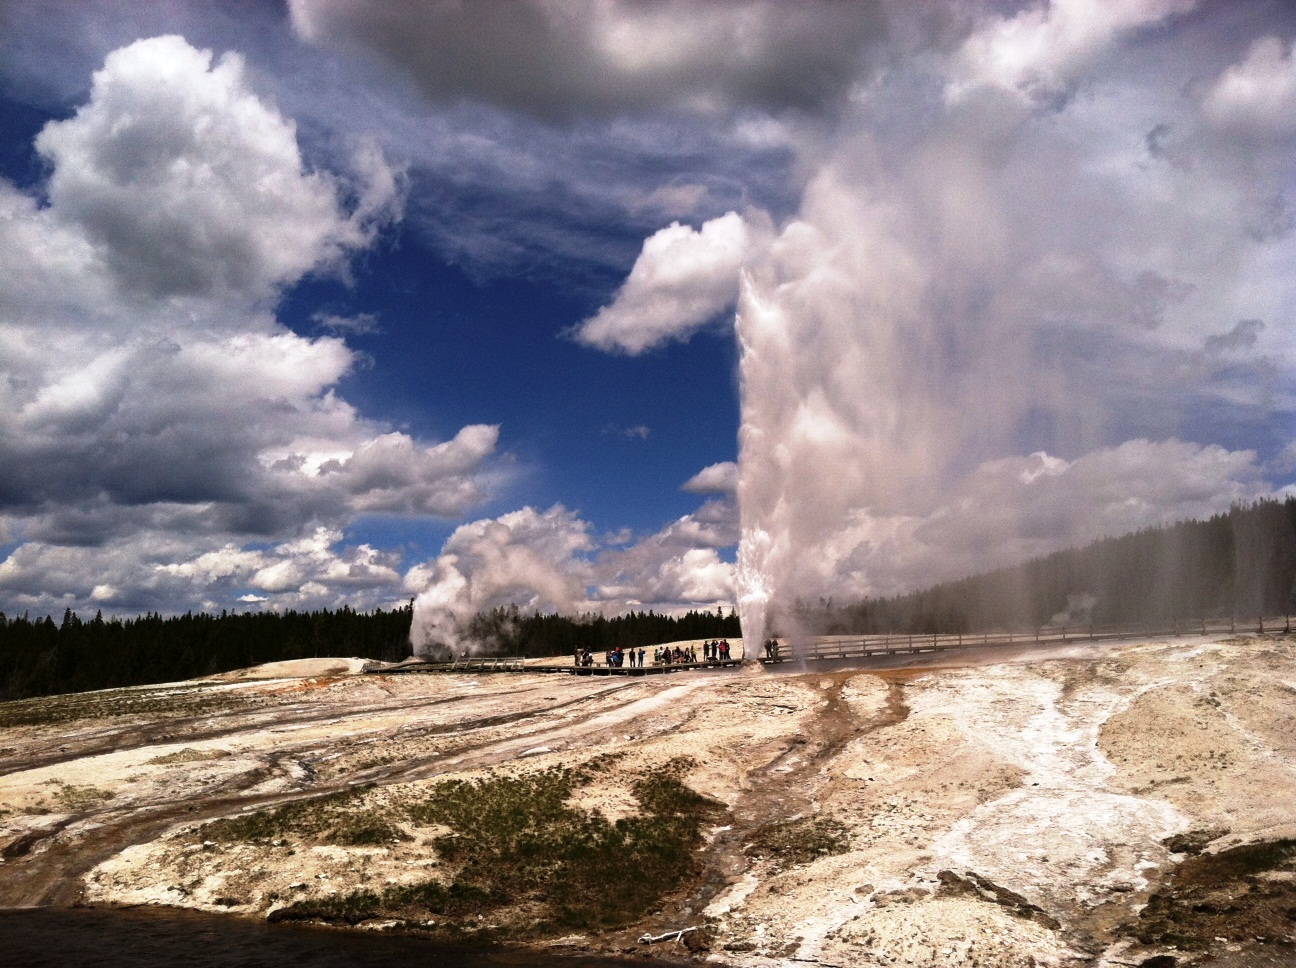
xmin=280 ymin=221 xmax=740 ymax=543
xmin=1 ymin=2 xmax=1294 ymax=647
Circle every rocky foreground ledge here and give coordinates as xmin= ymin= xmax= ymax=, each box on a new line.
xmin=2 ymin=636 xmax=1294 ymax=967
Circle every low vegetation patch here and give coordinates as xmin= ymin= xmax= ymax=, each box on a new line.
xmin=272 ymin=758 xmax=724 ymax=939
xmin=269 ymin=882 xmax=508 ymax=932
xmin=147 ymin=748 xmax=231 ymax=765
xmin=195 ymin=785 xmax=410 ymax=847
xmin=0 ymin=686 xmax=242 ymax=729
xmin=746 ymin=815 xmax=851 ymax=865
xmin=410 ymin=758 xmax=723 ymax=932
xmin=1136 ymin=838 xmax=1296 ymax=950
xmin=50 ymin=781 xmax=115 ymax=811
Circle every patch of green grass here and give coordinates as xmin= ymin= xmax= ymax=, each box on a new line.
xmin=1187 ymin=839 xmax=1296 ymax=881
xmin=351 ymin=754 xmax=397 ymax=772
xmin=49 ymin=781 xmax=115 ymax=811
xmin=196 ymin=784 xmax=409 ymax=847
xmin=226 ymin=758 xmax=726 ymax=939
xmin=330 ymin=814 xmax=413 ymax=847
xmin=746 ymin=815 xmax=851 ymax=865
xmin=277 ymin=758 xmax=723 ymax=938
xmin=268 ymin=889 xmax=383 ymax=926
xmin=382 ymin=880 xmax=505 ymax=913
xmin=404 ymin=757 xmax=723 ymax=934
xmin=146 ymin=748 xmax=231 ymax=765
xmin=0 ymin=686 xmax=243 ymax=729
xmin=269 ymin=881 xmax=508 ymax=931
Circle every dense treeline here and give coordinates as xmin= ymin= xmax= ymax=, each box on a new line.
xmin=0 ymin=601 xmax=740 ymax=700
xmin=461 ymin=605 xmax=741 ymax=659
xmin=0 ymin=605 xmax=414 ymax=701
xmin=802 ymin=498 xmax=1296 ymax=636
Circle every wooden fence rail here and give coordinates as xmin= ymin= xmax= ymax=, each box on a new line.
xmin=766 ymin=614 xmax=1292 ymax=664
xmin=439 ymin=657 xmax=525 ymax=673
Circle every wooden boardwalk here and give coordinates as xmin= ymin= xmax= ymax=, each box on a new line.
xmin=537 ymin=658 xmax=744 ymax=677
xmin=760 ymin=615 xmax=1291 ymax=665
xmin=385 ymin=656 xmax=526 ymax=675
xmin=383 ymin=655 xmax=743 ymax=677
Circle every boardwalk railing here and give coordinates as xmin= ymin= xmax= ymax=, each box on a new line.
xmin=551 ymin=658 xmax=743 ymax=677
xmin=391 ymin=656 xmax=741 ymax=677
xmin=448 ymin=656 xmax=525 ymax=673
xmin=385 ymin=656 xmax=525 ymax=674
xmin=768 ymin=614 xmax=1292 ymax=664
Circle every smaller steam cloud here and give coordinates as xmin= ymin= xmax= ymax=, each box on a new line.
xmin=1050 ymin=592 xmax=1099 ymax=627
xmin=408 ymin=506 xmax=592 ymax=658
xmin=407 ymin=487 xmax=740 ymax=658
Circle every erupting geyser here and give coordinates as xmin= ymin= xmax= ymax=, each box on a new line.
xmin=736 ymin=527 xmax=774 ymax=659
xmin=725 ymin=3 xmax=1296 ymax=629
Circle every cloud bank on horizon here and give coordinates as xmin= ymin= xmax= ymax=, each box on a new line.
xmin=0 ymin=1 xmax=1293 ymax=650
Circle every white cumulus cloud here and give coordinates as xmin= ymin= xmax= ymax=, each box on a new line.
xmin=1204 ymin=35 xmax=1296 ymax=137
xmin=35 ymin=35 xmax=399 ymax=303
xmin=0 ymin=36 xmax=494 ymax=616
xmin=946 ymin=0 xmax=1198 ymax=106
xmin=573 ymin=211 xmax=770 ymax=354
xmin=682 ymin=461 xmax=738 ymax=496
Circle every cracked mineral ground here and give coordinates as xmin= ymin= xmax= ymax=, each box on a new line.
xmin=3 ymin=634 xmax=1296 ymax=967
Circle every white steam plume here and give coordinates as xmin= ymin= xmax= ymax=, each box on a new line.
xmin=408 ymin=506 xmax=592 ymax=657
xmin=406 ymin=495 xmax=739 ymax=656
xmin=735 ymin=526 xmax=773 ymax=659
xmin=734 ymin=1 xmax=1295 ymax=640
xmin=398 ymin=3 xmax=1296 ymax=651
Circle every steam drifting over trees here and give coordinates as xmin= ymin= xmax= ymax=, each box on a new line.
xmin=801 ymin=499 xmax=1296 ymax=637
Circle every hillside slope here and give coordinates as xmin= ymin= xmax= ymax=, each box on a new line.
xmin=0 ymin=634 xmax=1293 ymax=966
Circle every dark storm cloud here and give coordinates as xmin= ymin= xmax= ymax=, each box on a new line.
xmin=1205 ymin=319 xmax=1265 ymax=355
xmin=288 ymin=0 xmax=887 ymax=120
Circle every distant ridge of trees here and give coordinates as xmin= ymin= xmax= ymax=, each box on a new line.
xmin=0 ymin=602 xmax=741 ymax=701
xmin=0 ymin=605 xmax=415 ymax=701
xmin=802 ymin=497 xmax=1296 ymax=636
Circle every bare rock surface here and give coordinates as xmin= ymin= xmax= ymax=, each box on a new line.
xmin=2 ymin=634 xmax=1295 ymax=966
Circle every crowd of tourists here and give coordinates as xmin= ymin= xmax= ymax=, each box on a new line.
xmin=653 ymin=639 xmax=733 ymax=665
xmin=572 ymin=639 xmax=734 ymax=668
xmin=701 ymin=639 xmax=733 ymax=661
